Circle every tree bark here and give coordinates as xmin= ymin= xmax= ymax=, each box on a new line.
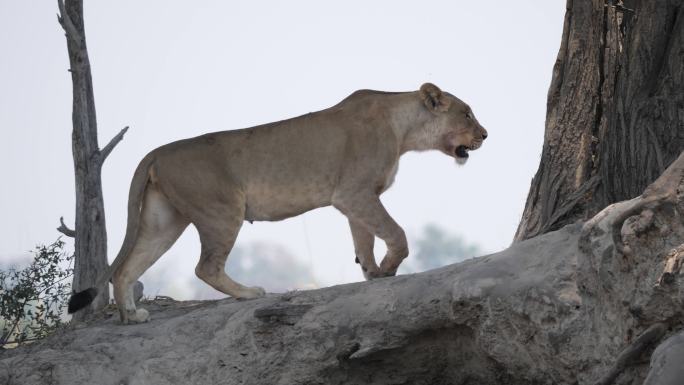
xmin=515 ymin=0 xmax=684 ymax=242
xmin=57 ymin=0 xmax=127 ymax=317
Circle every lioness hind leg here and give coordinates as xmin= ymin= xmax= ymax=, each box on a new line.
xmin=113 ymin=186 xmax=189 ymax=324
xmin=193 ymin=202 xmax=266 ymax=300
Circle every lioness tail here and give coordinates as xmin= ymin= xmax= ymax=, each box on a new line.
xmin=67 ymin=153 xmax=155 ymax=314
xmin=67 ymin=288 xmax=98 ymax=313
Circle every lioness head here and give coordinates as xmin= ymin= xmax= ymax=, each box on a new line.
xmin=419 ymin=82 xmax=488 ymax=165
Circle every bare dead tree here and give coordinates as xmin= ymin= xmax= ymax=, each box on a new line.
xmin=56 ymin=0 xmax=128 ymax=317
xmin=515 ymin=0 xmax=684 ymax=242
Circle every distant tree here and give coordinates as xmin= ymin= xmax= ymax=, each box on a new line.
xmin=56 ymin=0 xmax=129 ymax=318
xmin=225 ymin=243 xmax=317 ymax=293
xmin=400 ymin=224 xmax=481 ymax=274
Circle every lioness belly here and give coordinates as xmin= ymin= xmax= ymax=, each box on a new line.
xmin=244 ymin=186 xmax=331 ymax=222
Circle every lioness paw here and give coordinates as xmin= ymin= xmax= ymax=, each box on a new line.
xmin=123 ymin=308 xmax=150 ymax=325
xmin=132 ymin=308 xmax=150 ymax=323
xmin=365 ymin=270 xmax=395 ymax=280
xmin=236 ymin=286 xmax=266 ymax=300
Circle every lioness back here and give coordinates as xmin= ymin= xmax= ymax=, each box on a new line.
xmin=149 ymin=96 xmax=395 ymax=221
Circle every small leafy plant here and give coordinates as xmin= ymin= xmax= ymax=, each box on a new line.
xmin=0 ymin=238 xmax=73 ymax=347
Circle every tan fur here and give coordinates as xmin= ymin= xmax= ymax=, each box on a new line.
xmin=104 ymin=82 xmax=487 ymax=324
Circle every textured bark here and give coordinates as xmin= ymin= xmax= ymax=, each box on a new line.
xmin=515 ymin=0 xmax=684 ymax=242
xmin=2 ymin=153 xmax=683 ymax=385
xmin=57 ymin=0 xmax=127 ymax=317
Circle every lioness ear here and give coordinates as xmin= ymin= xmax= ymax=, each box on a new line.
xmin=419 ymin=82 xmax=450 ymax=113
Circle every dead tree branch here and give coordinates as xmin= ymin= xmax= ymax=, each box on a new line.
xmin=100 ymin=126 xmax=129 ymax=162
xmin=56 ymin=216 xmax=76 ymax=238
xmin=56 ymin=0 xmax=80 ymax=43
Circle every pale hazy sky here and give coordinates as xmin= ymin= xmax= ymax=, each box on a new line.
xmin=0 ymin=1 xmax=565 ymax=298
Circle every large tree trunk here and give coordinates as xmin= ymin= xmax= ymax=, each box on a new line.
xmin=3 ymin=153 xmax=683 ymax=385
xmin=57 ymin=0 xmax=127 ymax=317
xmin=515 ymin=0 xmax=684 ymax=242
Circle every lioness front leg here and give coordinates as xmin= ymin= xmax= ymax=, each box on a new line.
xmin=348 ymin=218 xmax=382 ymax=280
xmin=334 ymin=193 xmax=409 ymax=277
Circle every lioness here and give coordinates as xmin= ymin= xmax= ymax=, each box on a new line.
xmin=68 ymin=82 xmax=487 ymax=324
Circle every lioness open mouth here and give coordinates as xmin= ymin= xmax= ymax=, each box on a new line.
xmin=455 ymin=145 xmax=470 ymax=159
